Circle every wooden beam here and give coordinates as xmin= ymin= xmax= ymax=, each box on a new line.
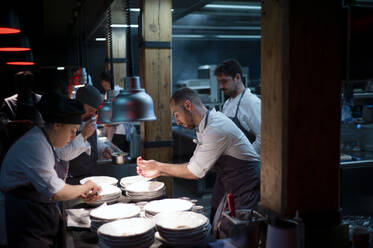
xmin=261 ymin=0 xmax=342 ymax=218
xmin=140 ymin=0 xmax=173 ymax=196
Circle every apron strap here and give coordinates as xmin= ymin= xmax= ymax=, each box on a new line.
xmin=234 ymin=89 xmax=247 ymax=118
xmin=204 ymin=110 xmax=210 ymax=129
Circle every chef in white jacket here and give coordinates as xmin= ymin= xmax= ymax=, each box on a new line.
xmin=0 ymin=91 xmax=100 ymax=247
xmin=215 ymin=59 xmax=261 ymax=154
xmin=137 ymin=87 xmax=260 ymax=237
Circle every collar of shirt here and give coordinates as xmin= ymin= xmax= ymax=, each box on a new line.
xmin=197 ymin=108 xmax=217 ymax=134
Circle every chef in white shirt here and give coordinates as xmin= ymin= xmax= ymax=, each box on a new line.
xmin=215 ymin=59 xmax=261 ymax=154
xmin=137 ymin=87 xmax=260 ymax=237
xmin=0 ymin=91 xmax=100 ymax=247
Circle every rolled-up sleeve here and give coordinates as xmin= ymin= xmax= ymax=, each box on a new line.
xmin=20 ymin=140 xmax=65 ymax=198
xmin=187 ymin=127 xmax=229 ymax=178
xmin=55 ymin=133 xmax=91 ymax=161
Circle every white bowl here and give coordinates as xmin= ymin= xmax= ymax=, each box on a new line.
xmin=90 ymin=203 xmax=141 ymax=220
xmin=80 ymin=176 xmax=118 ymax=186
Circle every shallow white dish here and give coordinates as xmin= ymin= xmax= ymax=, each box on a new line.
xmin=97 ymin=184 xmax=122 ymax=197
xmin=98 ymin=217 xmax=155 ymax=238
xmin=125 ymin=181 xmax=164 ymax=193
xmin=144 ymin=199 xmax=193 ymax=215
xmin=80 ymin=176 xmax=118 ymax=186
xmin=154 ymin=211 xmax=209 ymax=231
xmin=90 ymin=203 xmax=141 ymax=220
xmin=119 ymin=175 xmax=151 ymax=188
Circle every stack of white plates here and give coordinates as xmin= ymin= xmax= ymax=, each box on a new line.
xmin=125 ymin=181 xmax=165 ymax=202
xmin=97 ymin=218 xmax=155 ymax=248
xmin=144 ymin=198 xmax=193 ymax=218
xmin=80 ymin=176 xmax=118 ymax=186
xmin=87 ymin=184 xmax=122 ymax=206
xmin=154 ymin=211 xmax=211 ymax=247
xmin=119 ymin=175 xmax=150 ymax=189
xmin=89 ymin=203 xmax=141 ymax=232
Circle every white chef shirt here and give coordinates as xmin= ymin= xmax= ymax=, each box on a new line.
xmin=0 ymin=127 xmax=66 ymax=245
xmin=222 ymin=88 xmax=261 ymax=154
xmin=187 ymin=109 xmax=259 ymax=179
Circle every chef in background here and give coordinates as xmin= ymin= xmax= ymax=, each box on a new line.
xmin=55 ymin=85 xmax=112 ymax=185
xmin=137 ymin=87 xmax=260 ymax=237
xmin=215 ymin=59 xmax=261 ymax=154
xmin=0 ymin=91 xmax=100 ymax=247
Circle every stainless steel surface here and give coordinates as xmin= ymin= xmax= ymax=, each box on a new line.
xmin=112 ymin=76 xmax=157 ymax=123
xmin=111 ymin=152 xmax=128 ymax=164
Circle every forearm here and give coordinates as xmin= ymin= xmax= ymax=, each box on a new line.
xmin=52 ymin=184 xmax=88 ymax=201
xmin=55 ymin=134 xmax=91 ymax=161
xmin=157 ymin=162 xmax=199 ymax=180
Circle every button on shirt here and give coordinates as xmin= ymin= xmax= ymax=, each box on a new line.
xmin=187 ymin=109 xmax=259 ymax=178
xmin=222 ymin=88 xmax=261 ymax=154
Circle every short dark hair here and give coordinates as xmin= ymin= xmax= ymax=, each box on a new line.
xmin=171 ymin=87 xmax=203 ymax=107
xmin=214 ymin=59 xmax=242 ymax=79
xmin=99 ymin=71 xmax=111 ymax=82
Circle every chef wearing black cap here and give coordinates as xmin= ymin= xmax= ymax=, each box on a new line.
xmin=0 ymin=91 xmax=101 ymax=248
xmin=55 ymin=85 xmax=112 ymax=185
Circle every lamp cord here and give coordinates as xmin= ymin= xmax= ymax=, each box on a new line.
xmin=125 ymin=0 xmax=134 ymax=77
xmin=107 ymin=7 xmax=115 ymax=90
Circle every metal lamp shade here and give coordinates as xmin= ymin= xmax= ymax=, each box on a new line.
xmin=0 ymin=33 xmax=31 ymax=52
xmin=6 ymin=50 xmax=34 ymax=65
xmin=0 ymin=9 xmax=20 ymax=34
xmin=98 ymin=90 xmax=114 ymax=124
xmin=112 ymin=76 xmax=157 ymax=122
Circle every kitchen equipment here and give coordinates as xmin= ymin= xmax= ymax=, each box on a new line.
xmin=111 ymin=152 xmax=128 ymax=164
xmin=265 ymin=217 xmax=304 ymax=248
xmin=222 ymin=209 xmax=268 ymax=248
xmin=227 ymin=193 xmax=236 ymax=217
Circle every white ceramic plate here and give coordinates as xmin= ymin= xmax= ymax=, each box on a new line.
xmin=80 ymin=176 xmax=118 ymax=186
xmin=97 ymin=184 xmax=122 ymax=197
xmin=154 ymin=211 xmax=209 ymax=230
xmin=125 ymin=181 xmax=164 ymax=193
xmin=119 ymin=175 xmax=150 ymax=188
xmin=144 ymin=199 xmax=193 ymax=215
xmin=98 ymin=218 xmax=155 ymax=238
xmin=90 ymin=203 xmax=141 ymax=220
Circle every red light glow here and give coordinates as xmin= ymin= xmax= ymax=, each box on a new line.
xmin=6 ymin=62 xmax=35 ymax=65
xmin=0 ymin=28 xmax=21 ymax=34
xmin=0 ymin=47 xmax=31 ymax=52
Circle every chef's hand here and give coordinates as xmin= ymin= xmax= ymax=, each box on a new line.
xmin=80 ymin=180 xmax=101 ymax=202
xmin=81 ymin=120 xmax=96 ymax=141
xmin=136 ymin=156 xmax=160 ymax=178
xmin=103 ymin=147 xmax=112 ymax=159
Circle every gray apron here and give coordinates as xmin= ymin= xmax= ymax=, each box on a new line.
xmin=4 ymin=127 xmax=69 ymax=248
xmin=67 ymin=131 xmax=98 ymax=185
xmin=202 ymin=111 xmax=260 ymax=238
xmin=225 ymin=89 xmax=257 ymax=144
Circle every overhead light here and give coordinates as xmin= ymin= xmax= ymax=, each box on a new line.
xmin=57 ymin=67 xmax=65 ymax=70
xmin=129 ymin=8 xmax=140 ymax=12
xmin=112 ymin=77 xmax=156 ymax=122
xmin=129 ymin=8 xmax=174 ymax=12
xmin=214 ymin=35 xmax=261 ymax=39
xmin=95 ymin=37 xmax=106 ymax=41
xmin=172 ymin=34 xmax=205 ymax=38
xmin=0 ymin=33 xmax=31 ymax=52
xmin=204 ymin=4 xmax=261 ymax=10
xmin=0 ymin=8 xmax=21 ymax=34
xmin=6 ymin=51 xmax=34 ymax=66
xmin=111 ymin=24 xmax=139 ymax=28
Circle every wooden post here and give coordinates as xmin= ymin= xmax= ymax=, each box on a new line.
xmin=140 ymin=0 xmax=173 ymax=196
xmin=261 ymin=0 xmax=342 ymax=223
xmin=105 ymin=29 xmax=126 ymax=88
